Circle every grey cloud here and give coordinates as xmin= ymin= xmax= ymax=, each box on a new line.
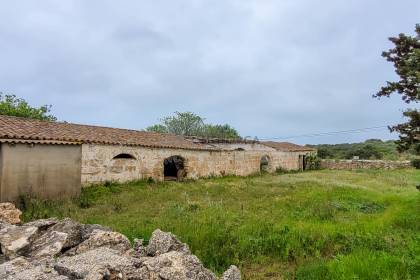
xmin=0 ymin=0 xmax=419 ymax=144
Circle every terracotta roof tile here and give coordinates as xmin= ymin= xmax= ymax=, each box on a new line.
xmin=263 ymin=141 xmax=316 ymax=152
xmin=0 ymin=115 xmax=218 ymax=150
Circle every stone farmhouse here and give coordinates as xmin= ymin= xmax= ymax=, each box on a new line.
xmin=0 ymin=115 xmax=315 ymax=202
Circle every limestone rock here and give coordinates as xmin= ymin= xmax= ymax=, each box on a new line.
xmin=24 ymin=218 xmax=59 ymax=231
xmin=0 ymin=224 xmax=38 ymax=259
xmin=143 ymin=251 xmax=217 ymax=280
xmin=220 ymin=265 xmax=241 ymax=280
xmin=80 ymin=223 xmax=112 ymax=240
xmin=146 ymin=229 xmax=190 ymax=256
xmin=0 ymin=257 xmax=68 ymax=279
xmin=54 ymin=247 xmax=132 ymax=279
xmin=0 ymin=202 xmax=22 ymax=225
xmin=27 ymin=231 xmax=68 ymax=259
xmin=6 ymin=265 xmax=69 ymax=280
xmin=48 ymin=218 xmax=82 ymax=249
xmin=0 ymin=218 xmax=241 ymax=279
xmin=133 ymin=238 xmax=147 ymax=258
xmin=0 ymin=257 xmax=32 ymax=278
xmin=65 ymin=229 xmax=131 ymax=256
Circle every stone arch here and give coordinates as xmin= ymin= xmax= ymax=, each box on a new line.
xmin=112 ymin=153 xmax=136 ymax=160
xmin=164 ymin=155 xmax=186 ymax=181
xmin=108 ymin=152 xmax=140 ymax=181
xmin=260 ymin=155 xmax=270 ymax=172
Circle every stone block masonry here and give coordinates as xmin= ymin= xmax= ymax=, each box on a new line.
xmin=320 ymin=159 xmax=411 ymax=170
xmin=81 ymin=144 xmax=309 ymax=185
xmin=0 ymin=115 xmax=315 ymax=201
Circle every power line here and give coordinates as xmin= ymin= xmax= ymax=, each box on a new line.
xmin=258 ymin=125 xmax=389 ymax=140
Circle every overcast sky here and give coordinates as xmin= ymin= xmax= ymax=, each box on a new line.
xmin=1 ymin=1 xmax=419 ymax=144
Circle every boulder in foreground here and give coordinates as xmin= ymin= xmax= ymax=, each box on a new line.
xmin=0 ymin=204 xmax=241 ymax=280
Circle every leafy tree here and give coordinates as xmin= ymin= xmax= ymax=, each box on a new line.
xmin=145 ymin=124 xmax=168 ymax=134
xmin=374 ymin=25 xmax=419 ymax=154
xmin=201 ymin=124 xmax=240 ymax=139
xmin=146 ymin=112 xmax=240 ymax=139
xmin=389 ymin=109 xmax=419 ymax=153
xmin=0 ymin=93 xmax=56 ymax=121
xmin=317 ymin=147 xmax=334 ymax=159
xmin=161 ymin=112 xmax=204 ymax=136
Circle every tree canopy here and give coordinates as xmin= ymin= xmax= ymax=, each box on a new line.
xmin=374 ymin=25 xmax=419 ymax=154
xmin=0 ymin=93 xmax=57 ymax=121
xmin=146 ymin=111 xmax=240 ymax=139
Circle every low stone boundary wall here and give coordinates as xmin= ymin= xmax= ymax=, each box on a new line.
xmin=320 ymin=159 xmax=411 ymax=170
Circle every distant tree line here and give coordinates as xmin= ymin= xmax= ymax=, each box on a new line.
xmin=309 ymin=139 xmax=417 ymax=160
xmin=146 ymin=111 xmax=241 ymax=139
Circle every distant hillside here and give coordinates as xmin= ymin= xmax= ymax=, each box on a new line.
xmin=308 ymin=139 xmax=416 ymax=160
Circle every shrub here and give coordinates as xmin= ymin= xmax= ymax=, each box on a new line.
xmin=305 ymin=154 xmax=321 ymax=170
xmin=410 ymin=158 xmax=420 ymax=169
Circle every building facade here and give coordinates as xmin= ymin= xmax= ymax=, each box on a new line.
xmin=0 ymin=116 xmax=315 ymax=201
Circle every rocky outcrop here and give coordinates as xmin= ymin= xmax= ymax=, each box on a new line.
xmin=65 ymin=230 xmax=131 ymax=256
xmin=0 ymin=213 xmax=240 ymax=279
xmin=0 ymin=224 xmax=38 ymax=259
xmin=0 ymin=203 xmax=22 ymax=225
xmin=146 ymin=229 xmax=190 ymax=256
xmin=220 ymin=266 xmax=241 ymax=280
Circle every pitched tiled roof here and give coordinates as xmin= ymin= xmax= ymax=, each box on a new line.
xmin=0 ymin=115 xmax=218 ymax=150
xmin=263 ymin=141 xmax=316 ymax=152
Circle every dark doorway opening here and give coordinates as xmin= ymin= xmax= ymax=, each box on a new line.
xmin=164 ymin=156 xmax=186 ymax=181
xmin=260 ymin=155 xmax=270 ymax=172
xmin=299 ymin=155 xmax=306 ymax=171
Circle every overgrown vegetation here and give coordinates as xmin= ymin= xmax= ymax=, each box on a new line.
xmin=21 ymin=170 xmax=419 ymax=279
xmin=0 ymin=92 xmax=56 ymax=121
xmin=304 ymin=154 xmax=321 ymax=170
xmin=411 ymin=158 xmax=420 ymax=169
xmin=310 ymin=139 xmax=417 ymax=160
xmin=146 ymin=111 xmax=240 ymax=139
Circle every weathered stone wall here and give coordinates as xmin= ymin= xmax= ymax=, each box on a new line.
xmin=0 ymin=143 xmax=81 ymax=202
xmin=81 ymin=144 xmax=309 ymax=185
xmin=320 ymin=159 xmax=411 ymax=170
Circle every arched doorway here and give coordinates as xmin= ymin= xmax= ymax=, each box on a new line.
xmin=260 ymin=155 xmax=270 ymax=172
xmin=164 ymin=155 xmax=186 ymax=181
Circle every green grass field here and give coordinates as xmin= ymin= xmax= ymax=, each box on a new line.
xmin=21 ymin=169 xmax=420 ymax=279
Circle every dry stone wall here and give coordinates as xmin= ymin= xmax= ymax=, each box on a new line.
xmin=81 ymin=144 xmax=308 ymax=185
xmin=320 ymin=159 xmax=411 ymax=170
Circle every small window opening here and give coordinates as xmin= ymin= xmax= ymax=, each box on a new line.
xmin=164 ymin=155 xmax=186 ymax=181
xmin=260 ymin=155 xmax=270 ymax=172
xmin=113 ymin=153 xmax=136 ymax=159
xmin=235 ymin=148 xmax=245 ymax=151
